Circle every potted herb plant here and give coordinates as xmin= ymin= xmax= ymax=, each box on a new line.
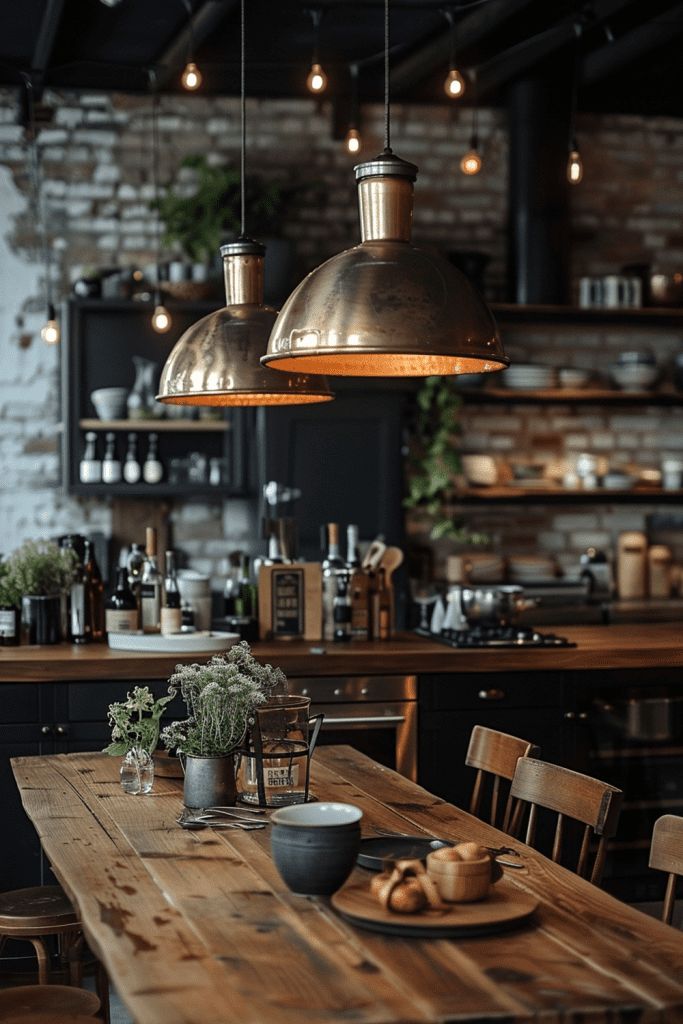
xmin=5 ymin=540 xmax=76 ymax=645
xmin=161 ymin=641 xmax=287 ymax=808
xmin=104 ymin=686 xmax=173 ymax=795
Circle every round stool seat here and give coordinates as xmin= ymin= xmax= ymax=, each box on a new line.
xmin=0 ymin=985 xmax=100 ymax=1018
xmin=0 ymin=887 xmax=78 ymax=931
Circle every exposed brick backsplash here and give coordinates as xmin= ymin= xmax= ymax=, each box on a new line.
xmin=0 ymin=87 xmax=681 ymax=583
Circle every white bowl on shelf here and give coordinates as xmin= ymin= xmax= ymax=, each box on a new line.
xmin=558 ymin=368 xmax=591 ymax=389
xmin=609 ymin=363 xmax=658 ymax=391
xmin=91 ymin=387 xmax=128 ymax=420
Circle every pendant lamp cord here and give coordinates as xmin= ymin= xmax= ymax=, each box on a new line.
xmin=181 ymin=0 xmax=195 ymax=64
xmin=569 ymin=21 xmax=582 ymax=150
xmin=384 ymin=0 xmax=390 ymax=152
xmin=149 ymin=69 xmax=162 ymax=295
xmin=24 ymin=73 xmax=53 ymax=316
xmin=240 ymin=0 xmax=246 ymax=238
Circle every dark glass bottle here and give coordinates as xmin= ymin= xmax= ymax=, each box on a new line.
xmin=84 ymin=540 xmax=105 ymax=641
xmin=70 ymin=556 xmax=89 ymax=644
xmin=0 ymin=603 xmax=19 ymax=646
xmin=161 ymin=550 xmax=182 ymax=635
xmin=126 ymin=542 xmax=145 ymax=628
xmin=105 ymin=568 xmax=139 ymax=635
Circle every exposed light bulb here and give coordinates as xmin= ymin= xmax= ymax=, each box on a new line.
xmin=345 ymin=128 xmax=361 ymax=154
xmin=41 ymin=319 xmax=60 ymax=345
xmin=460 ymin=148 xmax=482 ymax=175
xmin=306 ymin=63 xmax=328 ymax=94
xmin=181 ymin=61 xmax=202 ymax=91
xmin=567 ymin=148 xmax=583 ymax=184
xmin=151 ymin=304 xmax=172 ymax=333
xmin=444 ymin=68 xmax=465 ymax=99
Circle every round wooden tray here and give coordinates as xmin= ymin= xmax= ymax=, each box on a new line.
xmin=331 ymin=882 xmax=538 ymax=938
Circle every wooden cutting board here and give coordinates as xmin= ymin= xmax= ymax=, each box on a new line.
xmin=331 ymin=881 xmax=537 ymax=938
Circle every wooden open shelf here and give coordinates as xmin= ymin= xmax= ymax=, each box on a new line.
xmin=458 ymin=387 xmax=683 ymax=406
xmin=79 ymin=418 xmax=229 ymax=432
xmin=450 ymin=487 xmax=683 ymax=505
xmin=491 ymin=302 xmax=683 ymax=326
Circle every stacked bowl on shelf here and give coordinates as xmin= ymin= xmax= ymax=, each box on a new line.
xmin=501 ymin=364 xmax=557 ymax=390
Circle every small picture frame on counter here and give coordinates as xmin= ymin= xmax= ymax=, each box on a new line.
xmin=258 ymin=563 xmax=322 ymax=641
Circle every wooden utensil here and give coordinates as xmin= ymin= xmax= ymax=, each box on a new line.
xmin=379 ymin=546 xmax=404 ymax=584
xmin=362 ymin=538 xmax=386 ymax=571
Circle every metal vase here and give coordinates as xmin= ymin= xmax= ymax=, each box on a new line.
xmin=182 ymin=753 xmax=237 ymax=809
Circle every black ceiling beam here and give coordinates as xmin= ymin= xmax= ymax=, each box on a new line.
xmin=155 ymin=0 xmax=238 ymax=90
xmin=476 ymin=0 xmax=639 ymax=99
xmin=582 ymin=2 xmax=683 ymax=84
xmin=31 ymin=0 xmax=65 ymax=98
xmin=389 ymin=0 xmax=536 ymax=96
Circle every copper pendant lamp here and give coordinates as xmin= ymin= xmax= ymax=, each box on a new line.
xmin=261 ymin=1 xmax=508 ymax=378
xmin=156 ymin=2 xmax=332 ymax=407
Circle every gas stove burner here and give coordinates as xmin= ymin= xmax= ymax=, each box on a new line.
xmin=415 ymin=625 xmax=575 ymax=649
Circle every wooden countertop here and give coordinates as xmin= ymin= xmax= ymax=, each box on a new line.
xmin=12 ymin=747 xmax=683 ymax=1023
xmin=1 ymin=622 xmax=683 ymax=681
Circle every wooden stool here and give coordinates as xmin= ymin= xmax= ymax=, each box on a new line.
xmin=466 ymin=725 xmax=540 ymax=832
xmin=510 ymin=757 xmax=623 ymax=885
xmin=649 ymin=814 xmax=683 ymax=926
xmin=0 ymin=887 xmax=82 ymax=985
xmin=0 ymin=984 xmax=100 ymax=1018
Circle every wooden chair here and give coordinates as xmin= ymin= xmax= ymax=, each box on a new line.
xmin=466 ymin=725 xmax=540 ymax=832
xmin=509 ymin=757 xmax=623 ymax=885
xmin=0 ymin=984 xmax=99 ymax=1019
xmin=649 ymin=814 xmax=683 ymax=926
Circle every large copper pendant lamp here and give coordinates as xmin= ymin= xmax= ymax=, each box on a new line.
xmin=261 ymin=1 xmax=508 ymax=378
xmin=156 ymin=2 xmax=332 ymax=407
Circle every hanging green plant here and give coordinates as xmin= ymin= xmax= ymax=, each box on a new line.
xmin=404 ymin=376 xmax=488 ymax=544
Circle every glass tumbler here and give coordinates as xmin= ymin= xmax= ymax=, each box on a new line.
xmin=237 ymin=695 xmax=318 ymax=806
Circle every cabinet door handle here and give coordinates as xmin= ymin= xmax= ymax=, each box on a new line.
xmin=478 ymin=688 xmax=505 ymax=701
xmin=55 ymin=724 xmax=68 ymax=736
xmin=41 ymin=725 xmax=53 ymax=736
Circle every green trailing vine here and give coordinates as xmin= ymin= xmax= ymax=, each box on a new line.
xmin=404 ymin=376 xmax=488 ymax=544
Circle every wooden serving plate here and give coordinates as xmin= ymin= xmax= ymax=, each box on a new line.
xmin=331 ymin=882 xmax=537 ymax=938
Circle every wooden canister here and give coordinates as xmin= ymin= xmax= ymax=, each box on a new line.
xmin=648 ymin=545 xmax=673 ymax=599
xmin=617 ymin=531 xmax=648 ymax=599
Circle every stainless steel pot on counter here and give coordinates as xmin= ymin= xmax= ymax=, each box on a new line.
xmin=459 ymin=585 xmax=536 ymax=626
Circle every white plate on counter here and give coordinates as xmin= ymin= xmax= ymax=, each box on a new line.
xmin=107 ymin=631 xmax=240 ymax=654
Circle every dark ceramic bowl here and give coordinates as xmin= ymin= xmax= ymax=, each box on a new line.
xmin=270 ymin=802 xmax=362 ymax=896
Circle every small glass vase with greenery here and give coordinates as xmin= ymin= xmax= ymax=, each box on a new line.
xmin=161 ymin=641 xmax=287 ymax=808
xmin=104 ymin=686 xmax=173 ymax=795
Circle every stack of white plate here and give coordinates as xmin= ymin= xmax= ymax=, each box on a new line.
xmin=502 ymin=364 xmax=557 ymax=390
xmin=508 ymin=555 xmax=558 ymax=584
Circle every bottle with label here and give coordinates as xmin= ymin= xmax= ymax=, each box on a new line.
xmin=369 ymin=568 xmax=391 ymax=641
xmin=346 ymin=524 xmax=361 ymax=569
xmin=346 ymin=524 xmax=369 ymax=640
xmin=126 ymin=543 xmax=145 ymax=628
xmin=123 ymin=432 xmax=141 ymax=484
xmin=0 ymin=602 xmax=19 ymax=646
xmin=102 ymin=432 xmax=122 ymax=484
xmin=70 ymin=555 xmax=90 ymax=644
xmin=333 ymin=572 xmax=352 ymax=642
xmin=105 ymin=568 xmax=139 ymax=635
xmin=84 ymin=540 xmax=105 ymax=641
xmin=143 ymin=433 xmax=163 ymax=484
xmin=141 ymin=527 xmax=162 ymax=633
xmin=322 ymin=523 xmax=345 ymax=641
xmin=79 ymin=431 xmax=102 ymax=484
xmin=161 ymin=550 xmax=182 ymax=635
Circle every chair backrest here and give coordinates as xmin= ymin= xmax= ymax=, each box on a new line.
xmin=649 ymin=814 xmax=683 ymax=926
xmin=466 ymin=725 xmax=540 ymax=832
xmin=509 ymin=757 xmax=623 ymax=885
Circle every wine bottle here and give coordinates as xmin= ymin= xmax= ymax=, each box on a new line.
xmin=333 ymin=572 xmax=352 ymax=642
xmin=70 ymin=555 xmax=90 ymax=644
xmin=126 ymin=543 xmax=145 ymax=628
xmin=141 ymin=527 xmax=162 ymax=633
xmin=79 ymin=431 xmax=101 ymax=484
xmin=346 ymin=524 xmax=361 ymax=569
xmin=369 ymin=568 xmax=391 ymax=641
xmin=102 ymin=432 xmax=122 ymax=484
xmin=123 ymin=432 xmax=141 ymax=484
xmin=161 ymin=550 xmax=182 ymax=635
xmin=105 ymin=568 xmax=139 ymax=634
xmin=322 ymin=523 xmax=345 ymax=641
xmin=84 ymin=540 xmax=105 ymax=641
xmin=143 ymin=432 xmax=163 ymax=484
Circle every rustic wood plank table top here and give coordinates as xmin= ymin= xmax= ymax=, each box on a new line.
xmin=11 ymin=747 xmax=683 ymax=1024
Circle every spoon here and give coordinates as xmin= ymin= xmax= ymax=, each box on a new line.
xmin=178 ymin=819 xmax=265 ymax=831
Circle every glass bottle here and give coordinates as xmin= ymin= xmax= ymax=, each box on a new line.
xmin=333 ymin=572 xmax=352 ymax=642
xmin=70 ymin=554 xmax=90 ymax=644
xmin=79 ymin=431 xmax=101 ymax=484
xmin=141 ymin=527 xmax=162 ymax=633
xmin=123 ymin=432 xmax=141 ymax=484
xmin=346 ymin=524 xmax=361 ymax=569
xmin=127 ymin=543 xmax=145 ymax=628
xmin=143 ymin=432 xmax=163 ymax=484
xmin=105 ymin=567 xmax=139 ymax=635
xmin=0 ymin=602 xmax=19 ymax=646
xmin=369 ymin=568 xmax=391 ymax=641
xmin=161 ymin=550 xmax=182 ymax=635
xmin=322 ymin=523 xmax=345 ymax=641
xmin=84 ymin=540 xmax=105 ymax=641
xmin=102 ymin=432 xmax=121 ymax=484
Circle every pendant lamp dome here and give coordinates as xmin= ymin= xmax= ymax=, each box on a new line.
xmin=156 ymin=0 xmax=332 ymax=408
xmin=261 ymin=0 xmax=508 ymax=379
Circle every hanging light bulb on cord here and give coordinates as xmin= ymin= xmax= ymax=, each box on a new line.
xmin=566 ymin=24 xmax=583 ymax=185
xmin=151 ymin=297 xmax=172 ymax=333
xmin=179 ymin=0 xmax=202 ymax=90
xmin=345 ymin=128 xmax=361 ymax=154
xmin=460 ymin=87 xmax=481 ymax=176
xmin=443 ymin=9 xmax=465 ymax=99
xmin=567 ymin=141 xmax=583 ymax=184
xmin=306 ymin=9 xmax=328 ymax=94
xmin=41 ymin=303 xmax=60 ymax=345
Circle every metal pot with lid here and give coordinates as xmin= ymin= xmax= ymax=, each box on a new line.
xmin=459 ymin=585 xmax=535 ymax=626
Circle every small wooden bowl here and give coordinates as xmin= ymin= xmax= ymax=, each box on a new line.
xmin=426 ymin=851 xmax=492 ymax=903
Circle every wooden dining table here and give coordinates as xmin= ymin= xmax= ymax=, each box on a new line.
xmin=11 ymin=746 xmax=683 ymax=1023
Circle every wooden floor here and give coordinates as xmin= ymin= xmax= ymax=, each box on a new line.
xmin=11 ymin=747 xmax=683 ymax=1024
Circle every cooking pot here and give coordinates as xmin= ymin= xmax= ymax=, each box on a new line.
xmin=459 ymin=585 xmax=535 ymax=626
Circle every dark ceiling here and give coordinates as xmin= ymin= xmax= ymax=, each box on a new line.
xmin=1 ymin=0 xmax=683 ymax=117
